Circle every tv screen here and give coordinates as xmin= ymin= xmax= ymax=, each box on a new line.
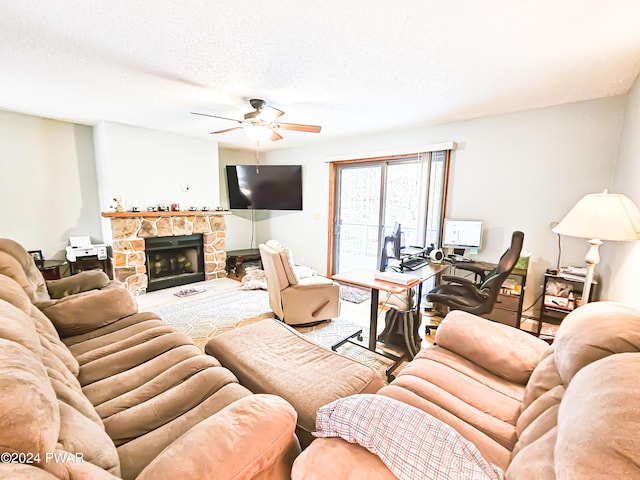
xmin=226 ymin=165 xmax=303 ymax=210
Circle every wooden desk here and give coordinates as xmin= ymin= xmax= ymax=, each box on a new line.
xmin=332 ymin=265 xmax=446 ymax=379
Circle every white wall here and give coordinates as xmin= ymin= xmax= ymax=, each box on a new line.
xmin=0 ymin=109 xmax=101 ymax=259
xmin=94 ymin=121 xmax=220 ymax=243
xmin=601 ymin=74 xmax=640 ymax=308
xmin=217 ymin=147 xmax=270 ymax=251
xmin=261 ymin=97 xmax=627 ymax=313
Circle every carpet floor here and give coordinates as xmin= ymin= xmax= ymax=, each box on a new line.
xmin=142 ymin=279 xmax=405 ymax=379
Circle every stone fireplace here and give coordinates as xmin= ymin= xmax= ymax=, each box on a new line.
xmin=102 ymin=211 xmax=229 ymax=294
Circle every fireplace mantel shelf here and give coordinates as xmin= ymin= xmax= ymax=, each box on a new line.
xmin=102 ymin=210 xmax=231 ymax=218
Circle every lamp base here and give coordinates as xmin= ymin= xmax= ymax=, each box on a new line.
xmin=582 ymin=238 xmax=602 ymax=305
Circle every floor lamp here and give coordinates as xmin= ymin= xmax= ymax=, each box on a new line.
xmin=552 ymin=189 xmax=640 ymax=304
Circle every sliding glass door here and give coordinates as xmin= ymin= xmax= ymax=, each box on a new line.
xmin=333 ymin=164 xmax=382 ymax=273
xmin=331 ymin=152 xmax=449 ymax=275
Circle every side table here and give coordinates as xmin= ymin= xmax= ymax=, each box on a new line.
xmin=69 ymin=256 xmax=112 ymax=279
xmin=38 ymin=259 xmax=68 ymax=280
xmin=225 ymin=249 xmax=262 ymax=277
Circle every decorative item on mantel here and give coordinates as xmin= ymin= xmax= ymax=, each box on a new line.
xmin=110 ymin=196 xmax=125 ymax=212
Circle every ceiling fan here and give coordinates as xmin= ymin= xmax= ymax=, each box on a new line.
xmin=191 ymin=98 xmax=322 ymax=142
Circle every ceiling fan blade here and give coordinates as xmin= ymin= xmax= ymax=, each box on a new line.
xmin=257 ymin=106 xmax=285 ymax=123
xmin=191 ymin=112 xmax=243 ymax=123
xmin=269 ymin=130 xmax=283 ymax=141
xmin=210 ymin=126 xmax=243 ymax=135
xmin=275 ymin=122 xmax=322 ymax=133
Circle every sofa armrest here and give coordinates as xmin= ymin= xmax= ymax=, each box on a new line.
xmin=45 ymin=270 xmax=111 ymax=299
xmin=136 ymin=394 xmax=301 ymax=480
xmin=435 ymin=310 xmax=549 ymax=384
xmin=39 ymin=285 xmax=138 ymax=337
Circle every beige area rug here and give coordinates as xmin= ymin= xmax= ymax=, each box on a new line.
xmin=145 ymin=282 xmax=405 ymax=379
xmin=146 ymin=287 xmax=274 ymax=350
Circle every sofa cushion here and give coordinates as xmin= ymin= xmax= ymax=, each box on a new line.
xmin=0 ymin=272 xmax=32 ymax=314
xmin=554 ymin=353 xmax=640 ymax=478
xmin=553 ymin=301 xmax=640 ymax=383
xmin=0 ymin=241 xmax=50 ymax=303
xmin=40 ymin=285 xmax=138 ymax=337
xmin=46 ymin=270 xmax=111 ymax=299
xmin=435 ymin=310 xmax=548 ymax=384
xmin=0 ymin=298 xmax=42 ymax=355
xmin=314 ymin=394 xmax=504 ymax=480
xmin=0 ymin=339 xmax=59 ymax=465
xmin=382 ymin=345 xmax=524 ymax=459
xmin=57 ymin=401 xmax=121 ymax=475
xmin=136 ymin=394 xmax=299 ymax=480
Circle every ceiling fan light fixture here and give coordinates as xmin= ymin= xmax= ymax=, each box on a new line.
xmin=192 ymin=98 xmax=320 ymax=143
xmin=243 ymin=124 xmax=274 ymax=142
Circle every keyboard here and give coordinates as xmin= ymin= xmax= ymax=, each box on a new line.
xmin=401 ymin=257 xmax=430 ymax=270
xmin=447 ymin=254 xmax=472 ymax=263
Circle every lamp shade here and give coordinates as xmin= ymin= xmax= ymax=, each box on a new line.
xmin=553 ymin=190 xmax=640 ymax=241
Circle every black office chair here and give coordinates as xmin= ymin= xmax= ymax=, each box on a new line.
xmin=427 ymin=231 xmax=525 ymax=317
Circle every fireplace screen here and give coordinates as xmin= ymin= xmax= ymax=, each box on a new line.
xmin=145 ymin=234 xmax=205 ymax=291
xmin=149 ymin=248 xmax=198 ymax=278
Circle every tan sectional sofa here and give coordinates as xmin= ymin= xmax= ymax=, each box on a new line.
xmin=0 ymin=238 xmax=301 ymax=479
xmin=292 ymin=303 xmax=640 ymax=479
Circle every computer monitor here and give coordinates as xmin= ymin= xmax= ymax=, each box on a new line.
xmin=379 ymin=222 xmax=403 ymax=271
xmin=442 ymin=219 xmax=483 ymax=254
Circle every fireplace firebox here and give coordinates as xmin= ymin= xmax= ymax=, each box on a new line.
xmin=145 ymin=234 xmax=205 ymax=291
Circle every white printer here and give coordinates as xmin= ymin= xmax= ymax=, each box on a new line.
xmin=65 ymin=236 xmax=108 ymax=262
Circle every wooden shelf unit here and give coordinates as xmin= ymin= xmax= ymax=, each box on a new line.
xmin=538 ymin=272 xmax=598 ymax=340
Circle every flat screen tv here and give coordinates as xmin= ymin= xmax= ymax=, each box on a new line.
xmin=226 ymin=165 xmax=303 ymax=210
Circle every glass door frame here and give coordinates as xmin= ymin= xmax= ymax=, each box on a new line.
xmin=327 ymin=151 xmax=451 ymax=275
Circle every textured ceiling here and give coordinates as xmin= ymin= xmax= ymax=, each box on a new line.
xmin=1 ymin=0 xmax=640 ymax=150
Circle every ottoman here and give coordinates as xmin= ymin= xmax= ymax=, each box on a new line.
xmin=205 ymin=318 xmax=385 ymax=447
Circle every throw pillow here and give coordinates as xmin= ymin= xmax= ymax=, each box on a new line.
xmin=241 ymin=268 xmax=268 ymax=290
xmin=313 ymin=394 xmax=504 ymax=480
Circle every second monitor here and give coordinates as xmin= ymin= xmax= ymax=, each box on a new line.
xmin=442 ymin=219 xmax=483 ymax=257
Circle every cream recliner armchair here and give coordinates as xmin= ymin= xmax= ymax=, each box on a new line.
xmin=259 ymin=240 xmax=340 ymax=326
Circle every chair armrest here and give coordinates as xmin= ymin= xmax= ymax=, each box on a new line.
xmin=440 ymin=274 xmax=477 ymax=287
xmin=452 ymin=263 xmax=488 ymax=281
xmin=435 ymin=310 xmax=549 ymax=384
xmin=45 ymin=270 xmax=111 ymax=299
xmin=136 ymin=394 xmax=301 ymax=480
xmin=295 ymin=276 xmax=336 ymax=289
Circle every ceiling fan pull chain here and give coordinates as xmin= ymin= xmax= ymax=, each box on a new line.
xmin=255 ymin=141 xmax=260 ymax=174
